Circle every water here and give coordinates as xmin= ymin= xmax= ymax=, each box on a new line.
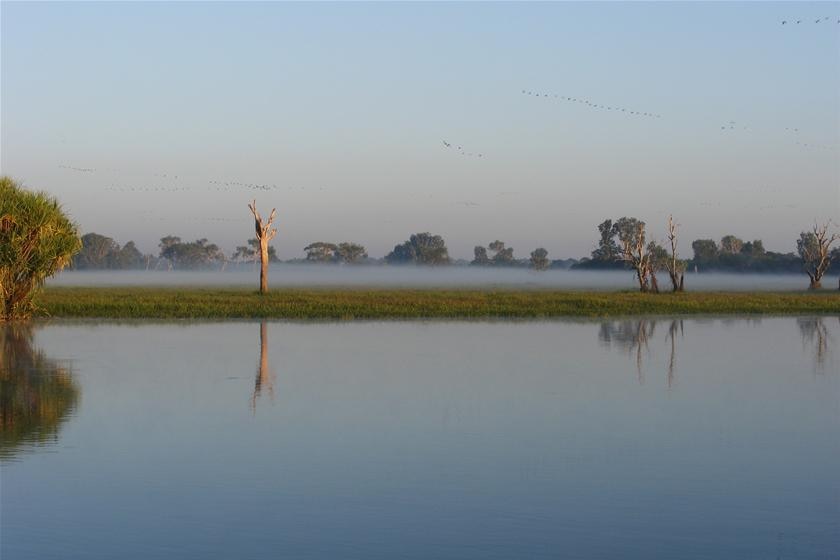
xmin=47 ymin=265 xmax=837 ymax=291
xmin=2 ymin=318 xmax=838 ymax=559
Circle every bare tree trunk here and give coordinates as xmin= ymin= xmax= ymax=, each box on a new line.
xmin=650 ymin=270 xmax=660 ymax=294
xmin=248 ymin=201 xmax=278 ymax=295
xmin=260 ymin=242 xmax=269 ymax=293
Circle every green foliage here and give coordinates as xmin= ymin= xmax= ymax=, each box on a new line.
xmin=158 ymin=236 xmax=225 ymax=269
xmin=303 ymin=242 xmax=366 ymax=263
xmin=335 ymin=242 xmax=367 ymax=264
xmin=691 ymin=239 xmax=719 ymax=264
xmin=304 ymin=241 xmax=338 ymax=262
xmin=0 ymin=177 xmax=81 ymax=320
xmin=386 ymin=233 xmax=450 ymax=265
xmin=471 ymin=240 xmax=516 ymax=266
xmin=36 ymin=287 xmax=840 ymax=320
xmin=719 ymin=235 xmax=744 ymax=254
xmin=530 ymin=248 xmax=550 ymax=271
xmin=472 ymin=246 xmax=489 ymax=265
xmin=73 ymin=233 xmax=146 ymax=269
xmin=592 ymin=219 xmax=620 ymax=262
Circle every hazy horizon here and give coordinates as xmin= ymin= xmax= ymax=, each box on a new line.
xmin=2 ymin=2 xmax=838 ymax=260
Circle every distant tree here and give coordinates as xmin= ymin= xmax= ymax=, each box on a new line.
xmin=74 ymin=233 xmax=119 ymax=269
xmin=472 ymin=246 xmax=489 ymax=266
xmin=157 ymin=236 xmax=225 ymax=269
xmin=335 ymin=242 xmax=367 ymax=264
xmin=592 ymin=219 xmax=619 ymax=262
xmin=615 ymin=217 xmax=653 ymax=292
xmin=740 ymin=239 xmax=765 ymax=257
xmin=115 ymin=241 xmax=144 ymax=269
xmin=231 ymin=243 xmax=256 ymax=265
xmin=797 ymin=222 xmax=838 ymax=289
xmin=386 ymin=233 xmax=450 ymax=265
xmin=719 ymin=235 xmax=744 ymax=255
xmin=529 ymin=248 xmax=550 ymax=271
xmin=247 ymin=201 xmax=278 ymax=294
xmin=1 ymin=177 xmax=81 ymax=320
xmin=304 ymin=242 xmax=338 ymax=262
xmin=691 ymin=239 xmax=718 ymax=265
xmin=488 ymin=240 xmax=515 ymax=265
xmin=664 ymin=216 xmax=686 ymax=292
xmin=158 ymin=236 xmax=181 ymax=267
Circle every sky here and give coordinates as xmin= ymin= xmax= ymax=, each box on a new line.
xmin=2 ymin=1 xmax=838 ymax=260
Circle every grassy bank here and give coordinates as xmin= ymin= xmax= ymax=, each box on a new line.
xmin=33 ymin=287 xmax=840 ymax=319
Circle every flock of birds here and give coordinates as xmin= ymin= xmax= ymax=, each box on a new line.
xmin=209 ymin=179 xmax=278 ymax=191
xmin=442 ymin=140 xmax=483 ymax=158
xmin=521 ymin=90 xmax=662 ymax=119
xmin=780 ymin=17 xmax=840 ymax=25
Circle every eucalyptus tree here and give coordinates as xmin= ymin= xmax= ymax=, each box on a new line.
xmin=386 ymin=233 xmax=450 ymax=265
xmin=472 ymin=246 xmax=489 ymax=265
xmin=335 ymin=242 xmax=367 ymax=264
xmin=529 ymin=248 xmax=550 ymax=271
xmin=304 ymin=242 xmax=338 ymax=262
xmin=488 ymin=240 xmax=515 ymax=265
xmin=614 ymin=217 xmax=653 ymax=292
xmin=797 ymin=222 xmax=838 ymax=289
xmin=0 ymin=177 xmax=81 ymax=320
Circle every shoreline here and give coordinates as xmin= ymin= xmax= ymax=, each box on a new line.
xmin=34 ymin=287 xmax=840 ymax=320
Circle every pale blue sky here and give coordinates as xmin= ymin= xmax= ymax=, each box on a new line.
xmin=2 ymin=1 xmax=838 ymax=259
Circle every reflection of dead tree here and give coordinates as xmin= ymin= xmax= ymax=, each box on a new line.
xmin=666 ymin=320 xmax=684 ymax=389
xmin=599 ymin=319 xmax=656 ymax=384
xmin=798 ymin=317 xmax=831 ymax=372
xmin=251 ymin=321 xmax=275 ymax=411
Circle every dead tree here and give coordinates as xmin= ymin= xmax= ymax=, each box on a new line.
xmin=797 ymin=222 xmax=838 ymax=289
xmin=247 ymin=201 xmax=277 ymax=294
xmin=665 ymin=215 xmax=685 ymax=292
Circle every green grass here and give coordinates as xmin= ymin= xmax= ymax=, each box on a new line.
xmin=32 ymin=287 xmax=840 ymax=320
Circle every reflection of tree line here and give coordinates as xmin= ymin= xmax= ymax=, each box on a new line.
xmin=599 ymin=319 xmax=671 ymax=385
xmin=0 ymin=325 xmax=79 ymax=459
xmin=599 ymin=317 xmax=835 ymax=382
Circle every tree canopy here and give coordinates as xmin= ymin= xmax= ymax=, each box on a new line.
xmin=0 ymin=177 xmax=81 ymax=320
xmin=386 ymin=233 xmax=450 ymax=265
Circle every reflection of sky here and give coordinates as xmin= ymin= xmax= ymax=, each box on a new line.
xmin=3 ymin=319 xmax=838 ymax=558
xmin=2 ymin=3 xmax=838 ymax=260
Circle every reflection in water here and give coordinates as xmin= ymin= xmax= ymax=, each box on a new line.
xmin=251 ymin=321 xmax=275 ymax=411
xmin=666 ymin=320 xmax=683 ymax=389
xmin=599 ymin=319 xmax=684 ymax=387
xmin=798 ymin=317 xmax=833 ymax=372
xmin=599 ymin=319 xmax=656 ymax=384
xmin=0 ymin=324 xmax=79 ymax=459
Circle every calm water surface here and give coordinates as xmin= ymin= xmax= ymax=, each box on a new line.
xmin=2 ymin=318 xmax=838 ymax=559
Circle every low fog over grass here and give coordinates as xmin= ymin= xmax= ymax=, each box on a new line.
xmin=47 ymin=265 xmax=836 ymax=292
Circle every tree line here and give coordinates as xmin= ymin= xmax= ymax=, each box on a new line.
xmin=574 ymin=216 xmax=840 ymax=291
xmin=69 ymin=220 xmax=840 ymax=292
